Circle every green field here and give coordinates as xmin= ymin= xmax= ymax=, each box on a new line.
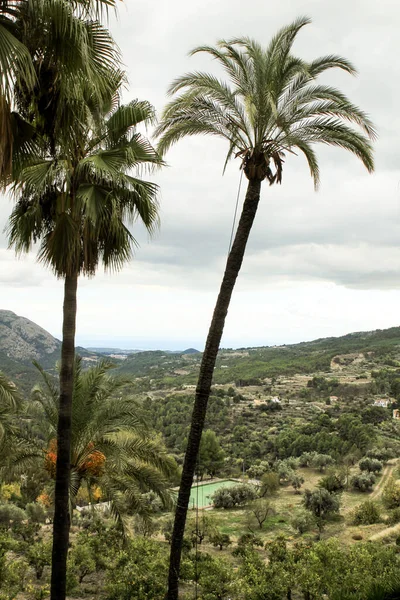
xmin=189 ymin=479 xmax=238 ymax=508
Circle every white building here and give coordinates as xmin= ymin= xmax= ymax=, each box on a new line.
xmin=374 ymin=399 xmax=389 ymax=408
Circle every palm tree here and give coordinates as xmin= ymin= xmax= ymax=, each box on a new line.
xmin=12 ymin=359 xmax=177 ymax=527
xmin=156 ymin=17 xmax=376 ymax=598
xmin=8 ymin=82 xmax=162 ymax=598
xmin=0 ymin=371 xmax=21 ymax=450
xmin=2 ymin=7 xmax=125 ymax=597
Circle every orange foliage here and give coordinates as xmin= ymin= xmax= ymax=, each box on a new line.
xmin=83 ymin=449 xmax=106 ymax=477
xmin=37 ymin=493 xmax=52 ymax=508
xmin=44 ymin=439 xmax=57 ymax=478
xmin=44 ymin=439 xmax=105 ymax=479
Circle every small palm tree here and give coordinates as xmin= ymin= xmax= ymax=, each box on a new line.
xmin=8 ymin=87 xmax=162 ymax=599
xmin=156 ymin=17 xmax=376 ymax=598
xmin=13 ymin=359 xmax=177 ymax=528
xmin=0 ymin=372 xmax=21 ymax=450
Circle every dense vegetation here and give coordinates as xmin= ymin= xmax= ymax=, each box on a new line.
xmin=2 ymin=331 xmax=400 ymax=598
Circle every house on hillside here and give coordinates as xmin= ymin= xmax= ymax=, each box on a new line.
xmin=329 ymin=396 xmax=339 ymax=403
xmin=393 ymin=409 xmax=400 ymax=420
xmin=374 ymin=399 xmax=389 ymax=408
xmin=271 ymin=397 xmax=281 ymax=404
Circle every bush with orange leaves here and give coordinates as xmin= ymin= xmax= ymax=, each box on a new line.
xmin=44 ymin=439 xmax=57 ymax=478
xmin=37 ymin=492 xmax=52 ymax=507
xmin=44 ymin=439 xmax=105 ymax=479
xmin=81 ymin=443 xmax=106 ymax=477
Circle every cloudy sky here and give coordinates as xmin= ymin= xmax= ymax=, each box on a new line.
xmin=1 ymin=0 xmax=400 ymax=350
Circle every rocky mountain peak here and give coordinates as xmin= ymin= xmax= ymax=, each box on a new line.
xmin=0 ymin=309 xmax=61 ymax=363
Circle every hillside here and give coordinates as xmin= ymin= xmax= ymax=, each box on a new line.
xmin=0 ymin=310 xmax=99 ymax=391
xmin=2 ymin=309 xmax=400 ymax=393
xmin=112 ymin=326 xmax=400 ymax=387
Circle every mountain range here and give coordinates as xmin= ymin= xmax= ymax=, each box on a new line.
xmin=2 ymin=307 xmax=400 ymax=394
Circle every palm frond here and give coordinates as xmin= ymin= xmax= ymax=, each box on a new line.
xmin=0 ymin=371 xmax=21 ymax=411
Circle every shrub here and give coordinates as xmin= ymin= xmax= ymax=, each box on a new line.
xmin=12 ymin=521 xmax=40 ymax=543
xmin=133 ymin=515 xmax=159 ymax=538
xmin=197 ymin=555 xmax=236 ymax=599
xmin=367 ymin=447 xmax=396 ymax=463
xmin=259 ymin=472 xmax=280 ymax=497
xmin=387 ymin=508 xmax=400 ymax=525
xmin=69 ymin=541 xmax=96 ymax=584
xmin=209 ymin=532 xmax=231 ymax=551
xmin=318 ymin=471 xmax=345 ymax=494
xmin=212 ymin=484 xmax=257 ymax=509
xmin=104 ymin=538 xmax=167 ymax=600
xmin=350 ymin=472 xmax=376 ymax=492
xmin=303 ymin=489 xmax=341 ymax=519
xmin=359 ymin=457 xmax=383 ymax=474
xmin=0 ymin=556 xmax=29 ymax=598
xmin=232 ymin=533 xmax=263 ymax=556
xmin=78 ymin=525 xmax=124 ymax=573
xmin=247 ymin=461 xmax=270 ymax=479
xmin=382 ymin=478 xmax=400 ymax=509
xmin=25 ymin=503 xmax=47 ymax=524
xmin=291 ymin=510 xmax=315 ymax=534
xmin=0 ymin=503 xmax=26 ymax=526
xmin=162 ymin=518 xmax=174 ymax=543
xmin=351 ymin=500 xmax=381 ymax=525
xmin=26 ymin=541 xmax=52 ymax=579
xmin=0 ymin=484 xmax=21 ymax=503
xmin=311 ymin=453 xmax=335 ymax=472
xmin=298 ymin=452 xmax=315 ymax=467
xmin=291 ymin=474 xmax=305 ymax=493
xmin=275 ymin=461 xmax=295 ymax=484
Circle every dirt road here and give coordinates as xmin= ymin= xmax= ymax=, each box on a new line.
xmin=370 ymin=459 xmax=398 ymax=500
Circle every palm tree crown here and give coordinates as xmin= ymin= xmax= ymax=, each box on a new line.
xmin=8 ymin=97 xmax=161 ymax=277
xmin=0 ymin=0 xmax=121 ymax=181
xmin=156 ymin=16 xmax=376 ymax=186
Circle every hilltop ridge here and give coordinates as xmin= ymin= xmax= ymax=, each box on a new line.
xmin=1 ymin=308 xmax=400 ymax=392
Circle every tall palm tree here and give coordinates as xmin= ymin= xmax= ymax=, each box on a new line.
xmin=12 ymin=359 xmax=177 ymax=527
xmin=8 ymin=86 xmax=162 ymax=599
xmin=2 ymin=7 xmax=125 ymax=597
xmin=156 ymin=17 xmax=376 ymax=598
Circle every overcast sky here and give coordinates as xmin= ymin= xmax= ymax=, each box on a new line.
xmin=1 ymin=0 xmax=400 ymax=350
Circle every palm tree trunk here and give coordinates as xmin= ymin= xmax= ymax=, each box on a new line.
xmin=50 ymin=273 xmax=78 ymax=600
xmin=166 ymin=177 xmax=262 ymax=599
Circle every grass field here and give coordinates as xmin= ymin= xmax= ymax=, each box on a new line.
xmin=188 ymin=479 xmax=239 ymax=508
